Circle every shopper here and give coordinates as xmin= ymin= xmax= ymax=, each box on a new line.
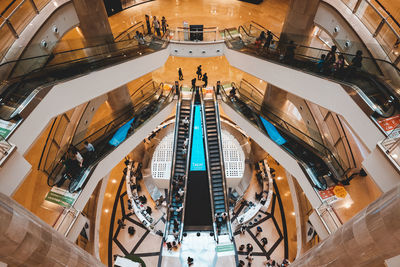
xmin=255 ymin=226 xmax=263 ymax=237
xmin=196 ymin=65 xmax=202 ymax=80
xmin=216 ymin=80 xmax=221 ymax=95
xmin=191 ymin=77 xmax=197 ymax=90
xmin=152 ymin=16 xmax=161 ymax=37
xmin=145 ymin=15 xmax=151 ymax=34
xmin=261 ymin=237 xmax=268 ymax=247
xmin=178 ymin=68 xmax=184 ymax=80
xmin=202 ymin=73 xmax=208 ymax=88
xmin=161 ymin=16 xmax=167 ymax=35
xmin=263 ymin=30 xmax=273 ymax=52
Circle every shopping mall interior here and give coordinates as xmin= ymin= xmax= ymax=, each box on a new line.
xmin=0 ymin=0 xmax=399 ymax=266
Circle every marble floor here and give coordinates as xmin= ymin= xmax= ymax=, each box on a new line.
xmin=106 ymin=141 xmax=296 ymax=267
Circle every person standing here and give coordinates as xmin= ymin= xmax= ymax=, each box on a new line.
xmin=161 ymin=16 xmax=167 ymax=35
xmin=84 ymin=141 xmax=95 ymax=164
xmin=202 ymin=73 xmax=208 ymax=88
xmin=152 ymin=16 xmax=161 ymax=37
xmin=178 ymin=68 xmax=183 ymax=80
xmin=263 ymin=31 xmax=273 ymax=52
xmin=145 ymin=15 xmax=151 ymax=34
xmin=191 ymin=77 xmax=196 ymax=90
xmin=216 ymin=80 xmax=221 ymax=95
xmin=196 ymin=65 xmax=202 ymax=80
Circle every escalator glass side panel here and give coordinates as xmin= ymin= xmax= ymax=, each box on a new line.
xmin=190 ymin=105 xmax=206 ymax=171
xmin=225 ymin=26 xmax=400 ymax=122
xmin=47 ymin=90 xmax=173 ymax=193
xmin=108 ymin=118 xmax=135 ymax=146
xmin=259 ymin=116 xmax=287 ymax=145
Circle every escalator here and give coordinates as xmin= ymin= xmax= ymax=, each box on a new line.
xmin=200 ymin=89 xmax=232 ymax=239
xmin=47 ymin=85 xmax=173 ymax=193
xmin=224 ymin=21 xmax=400 ymax=125
xmin=0 ymin=35 xmax=168 ymax=122
xmin=165 ymin=92 xmax=194 ymax=238
xmin=220 ymin=83 xmax=346 ymax=191
xmin=183 ymin=89 xmax=213 ymax=231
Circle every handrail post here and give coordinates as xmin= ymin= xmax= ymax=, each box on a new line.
xmin=28 ymin=0 xmax=39 ymax=14
xmin=353 ymin=0 xmax=363 ymax=13
xmin=5 ymin=19 xmax=18 ymax=38
xmin=373 ymin=18 xmax=386 ymax=37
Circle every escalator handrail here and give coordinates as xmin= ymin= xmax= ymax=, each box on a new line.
xmin=226 ymin=33 xmax=399 ymax=118
xmin=238 ymin=25 xmax=252 ymax=38
xmin=179 ymin=91 xmax=196 ymax=241
xmin=114 ymin=21 xmax=144 ymax=41
xmin=199 ymin=88 xmax=219 ymax=243
xmin=164 ymin=91 xmax=182 ymax=238
xmin=212 ymin=89 xmax=233 ymax=240
xmin=240 ymin=22 xmax=400 ymax=74
xmin=48 ymin=87 xmax=174 ymax=191
xmin=219 ymin=85 xmax=330 ymax=190
xmin=73 ymin=85 xmax=163 ymax=149
xmin=234 ymin=85 xmax=346 ymax=175
xmin=249 ymin=21 xmax=280 ymax=40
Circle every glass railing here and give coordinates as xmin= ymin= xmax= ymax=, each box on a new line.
xmin=220 ymin=83 xmax=348 ymax=191
xmin=378 ymin=123 xmax=400 ymax=170
xmin=114 ymin=21 xmax=145 ymax=42
xmin=47 ymin=85 xmax=174 ymax=193
xmin=224 ymin=22 xmax=400 ymax=130
xmin=0 ymin=36 xmax=168 ymax=121
xmin=339 ymin=0 xmax=400 ymax=65
xmin=0 ymin=0 xmax=52 ymax=59
xmin=169 ymin=26 xmax=222 ymax=42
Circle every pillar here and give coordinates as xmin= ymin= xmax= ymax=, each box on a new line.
xmin=291 ymin=184 xmax=400 ymax=266
xmin=72 ymin=0 xmax=133 ymax=114
xmin=280 ymin=0 xmax=320 ymax=46
xmin=0 ymin=192 xmax=104 ymax=266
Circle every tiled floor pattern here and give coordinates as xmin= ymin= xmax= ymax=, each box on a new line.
xmin=109 ymin=172 xmax=288 ymax=267
xmin=232 ymin=180 xmax=288 ymax=266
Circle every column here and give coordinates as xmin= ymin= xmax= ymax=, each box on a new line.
xmin=72 ymin=0 xmax=133 ymax=113
xmin=0 ymin=192 xmax=104 ymax=266
xmin=291 ymin=184 xmax=400 ymax=266
xmin=280 ymin=0 xmax=320 ymax=45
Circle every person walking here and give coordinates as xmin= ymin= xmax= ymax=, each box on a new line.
xmin=202 ymin=73 xmax=208 ymax=88
xmin=178 ymin=68 xmax=184 ymax=80
xmin=161 ymin=16 xmax=167 ymax=35
xmin=152 ymin=16 xmax=161 ymax=37
xmin=196 ymin=65 xmax=202 ymax=80
xmin=145 ymin=15 xmax=151 ymax=34
xmin=191 ymin=77 xmax=196 ymax=90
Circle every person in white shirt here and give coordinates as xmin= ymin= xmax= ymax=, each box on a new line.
xmin=75 ymin=151 xmax=83 ymax=167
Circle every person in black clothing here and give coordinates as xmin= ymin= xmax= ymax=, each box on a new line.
xmin=145 ymin=15 xmax=151 ymax=34
xmin=263 ymin=31 xmax=273 ymax=52
xmin=174 ymin=81 xmax=180 ymax=95
xmin=284 ymin=40 xmax=296 ymax=62
xmin=216 ymin=81 xmax=221 ymax=95
xmin=196 ymin=65 xmax=202 ymax=80
xmin=261 ymin=237 xmax=268 ymax=247
xmin=351 ymin=50 xmax=363 ymax=70
xmin=191 ymin=77 xmax=196 ymax=90
xmin=202 ymin=73 xmax=208 ymax=87
xmin=178 ymin=68 xmax=183 ymax=80
xmin=324 ymin=45 xmax=337 ymax=73
xmin=161 ymin=16 xmax=167 ymax=35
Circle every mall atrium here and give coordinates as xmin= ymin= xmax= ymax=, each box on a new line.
xmin=0 ymin=0 xmax=399 ymax=266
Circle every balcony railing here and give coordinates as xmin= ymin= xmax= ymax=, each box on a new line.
xmin=0 ymin=0 xmax=52 ymax=60
xmin=339 ymin=0 xmax=400 ymax=66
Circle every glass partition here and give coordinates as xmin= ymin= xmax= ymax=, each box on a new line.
xmin=0 ymin=36 xmax=168 ymax=121
xmin=47 ymin=86 xmax=174 ymax=192
xmin=170 ymin=27 xmax=222 ymax=42
xmin=220 ymin=84 xmax=347 ymax=190
xmin=224 ymin=22 xmax=400 ymax=132
xmin=340 ymin=0 xmax=400 ymax=63
xmin=379 ymin=123 xmax=400 ymax=169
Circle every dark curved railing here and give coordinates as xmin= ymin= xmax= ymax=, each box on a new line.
xmin=47 ymin=84 xmax=173 ymax=192
xmin=0 ymin=35 xmax=168 ymax=121
xmin=225 ymin=22 xmax=400 ymax=128
xmin=220 ymin=82 xmax=348 ymax=190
